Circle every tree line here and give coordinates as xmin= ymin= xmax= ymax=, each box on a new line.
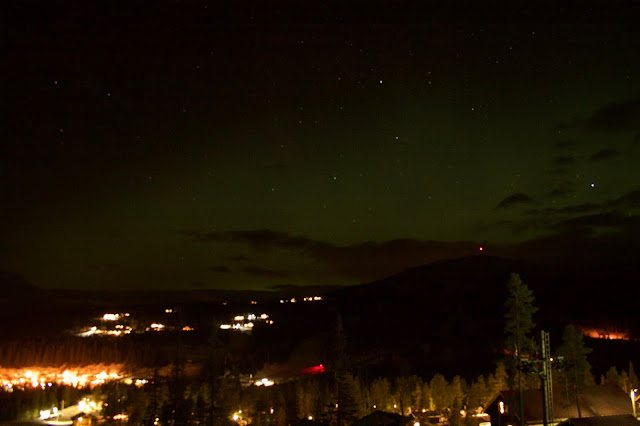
xmin=0 ymin=336 xmax=171 ymax=368
xmin=3 ymin=359 xmax=636 ymax=425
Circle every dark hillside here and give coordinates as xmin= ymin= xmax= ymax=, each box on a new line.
xmin=329 ymin=255 xmax=640 ymax=379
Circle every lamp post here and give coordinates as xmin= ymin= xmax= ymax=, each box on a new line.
xmin=631 ymin=389 xmax=638 ymax=419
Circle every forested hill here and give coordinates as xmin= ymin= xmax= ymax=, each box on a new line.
xmin=329 ymin=255 xmax=640 ymax=378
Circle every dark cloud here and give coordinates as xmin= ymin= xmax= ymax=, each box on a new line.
xmin=552 ymin=212 xmax=640 ymax=233
xmin=525 ymin=189 xmax=640 ymax=218
xmin=554 ymin=140 xmax=578 ymax=149
xmin=612 ymin=190 xmax=640 ymax=209
xmin=208 ymin=266 xmax=231 ymax=273
xmin=183 ymin=229 xmax=325 ymax=252
xmin=585 ymin=98 xmax=640 ymax=131
xmin=526 ymin=202 xmax=601 ymax=216
xmin=244 ymin=266 xmax=288 ymax=278
xmin=554 ymin=155 xmax=575 ymax=166
xmin=490 ymin=190 xmax=640 ymax=251
xmin=183 ymin=229 xmax=479 ymax=281
xmin=590 ymin=148 xmax=620 ymax=162
xmin=549 ymin=187 xmax=572 ymax=198
xmin=312 ymin=239 xmax=479 ymax=281
xmin=494 ymin=218 xmax=547 ymax=234
xmin=495 ymin=193 xmax=535 ymax=209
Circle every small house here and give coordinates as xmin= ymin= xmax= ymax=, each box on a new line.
xmin=485 ymin=384 xmax=632 ymax=426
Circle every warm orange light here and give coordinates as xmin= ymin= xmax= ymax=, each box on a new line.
xmin=580 ymin=327 xmax=630 ymax=341
xmin=0 ymin=365 xmax=126 ymax=389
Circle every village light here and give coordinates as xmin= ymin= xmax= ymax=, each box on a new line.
xmin=255 ymin=378 xmax=274 ymax=386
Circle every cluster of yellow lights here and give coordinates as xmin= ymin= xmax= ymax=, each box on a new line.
xmin=220 ymin=313 xmax=273 ymax=330
xmin=0 ymin=365 xmax=125 ymax=390
xmin=232 ymin=409 xmax=256 ymax=425
xmin=102 ymin=313 xmax=130 ymax=321
xmin=254 ymin=378 xmax=274 ymax=387
xmin=77 ymin=312 xmax=134 ymax=337
xmin=279 ymin=296 xmax=322 ymax=304
xmin=81 ymin=325 xmax=134 ymax=336
xmin=39 ymin=407 xmax=58 ymax=420
xmin=81 ymin=312 xmax=195 ymax=337
xmin=147 ymin=322 xmax=195 ymax=332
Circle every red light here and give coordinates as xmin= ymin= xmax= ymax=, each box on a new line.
xmin=301 ymin=364 xmax=326 ymax=375
xmin=479 ymin=246 xmax=483 ymax=251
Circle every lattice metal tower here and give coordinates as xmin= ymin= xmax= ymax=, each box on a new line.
xmin=541 ymin=330 xmax=554 ymax=426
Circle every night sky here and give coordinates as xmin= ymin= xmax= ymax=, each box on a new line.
xmin=2 ymin=2 xmax=640 ymax=291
